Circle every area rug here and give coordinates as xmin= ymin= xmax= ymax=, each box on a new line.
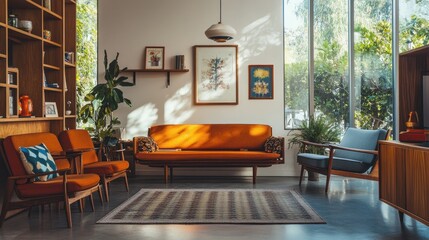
xmin=97 ymin=189 xmax=325 ymax=224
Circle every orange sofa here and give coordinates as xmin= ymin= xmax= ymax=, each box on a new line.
xmin=133 ymin=124 xmax=284 ymax=183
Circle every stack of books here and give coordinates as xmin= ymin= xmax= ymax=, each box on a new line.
xmin=175 ymin=55 xmax=184 ymax=70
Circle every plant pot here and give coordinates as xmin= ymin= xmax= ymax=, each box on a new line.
xmin=308 ymin=171 xmax=319 ymax=181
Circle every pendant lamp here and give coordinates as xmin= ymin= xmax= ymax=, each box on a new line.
xmin=205 ymin=0 xmax=237 ymax=42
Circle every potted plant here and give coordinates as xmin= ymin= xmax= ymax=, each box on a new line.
xmin=79 ymin=50 xmax=133 ymax=145
xmin=288 ymin=115 xmax=341 ymax=180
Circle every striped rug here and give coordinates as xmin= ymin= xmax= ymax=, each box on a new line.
xmin=97 ymin=189 xmax=325 ymax=224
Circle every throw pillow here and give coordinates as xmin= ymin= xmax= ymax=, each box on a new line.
xmin=19 ymin=143 xmax=59 ymax=181
xmin=137 ymin=137 xmax=159 ymax=152
xmin=264 ymin=136 xmax=284 ymax=154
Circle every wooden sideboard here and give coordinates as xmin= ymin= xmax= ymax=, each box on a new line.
xmin=379 ymin=140 xmax=429 ymax=226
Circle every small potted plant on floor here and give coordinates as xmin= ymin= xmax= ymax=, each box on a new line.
xmin=288 ymin=115 xmax=341 ymax=180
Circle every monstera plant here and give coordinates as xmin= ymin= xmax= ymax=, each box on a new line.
xmin=79 ymin=50 xmax=133 ymax=144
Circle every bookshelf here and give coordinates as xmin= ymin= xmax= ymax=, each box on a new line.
xmin=0 ymin=0 xmax=77 ymax=138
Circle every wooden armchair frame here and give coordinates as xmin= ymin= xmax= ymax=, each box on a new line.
xmin=0 ymin=140 xmax=101 ymax=228
xmin=298 ymin=129 xmax=390 ymax=193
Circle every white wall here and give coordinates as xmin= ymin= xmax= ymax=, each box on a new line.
xmin=99 ymin=0 xmax=301 ymax=176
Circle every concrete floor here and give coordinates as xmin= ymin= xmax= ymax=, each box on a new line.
xmin=0 ymin=175 xmax=428 ymax=240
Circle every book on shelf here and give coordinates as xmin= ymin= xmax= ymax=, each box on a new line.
xmin=175 ymin=55 xmax=185 ymax=70
xmin=45 ymin=82 xmax=60 ymax=88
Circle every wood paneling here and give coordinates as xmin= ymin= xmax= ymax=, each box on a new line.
xmin=379 ymin=141 xmax=429 ymax=226
xmin=399 ymin=45 xmax=429 ymax=131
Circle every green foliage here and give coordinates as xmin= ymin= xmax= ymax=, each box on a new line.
xmin=79 ymin=50 xmax=133 ymax=142
xmin=288 ymin=115 xmax=341 ymax=154
xmin=76 ymin=0 xmax=97 ymax=126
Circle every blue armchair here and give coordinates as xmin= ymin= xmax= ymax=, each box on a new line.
xmin=297 ymin=128 xmax=389 ymax=192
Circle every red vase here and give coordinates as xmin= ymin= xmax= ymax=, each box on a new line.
xmin=19 ymin=95 xmax=33 ymax=117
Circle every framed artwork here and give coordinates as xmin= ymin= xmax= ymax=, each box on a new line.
xmin=248 ymin=65 xmax=274 ymax=99
xmin=45 ymin=102 xmax=58 ymax=117
xmin=144 ymin=46 xmax=165 ymax=70
xmin=193 ymin=45 xmax=238 ymax=105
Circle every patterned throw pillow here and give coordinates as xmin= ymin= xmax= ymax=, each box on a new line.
xmin=137 ymin=137 xmax=159 ymax=152
xmin=19 ymin=143 xmax=59 ymax=181
xmin=264 ymin=136 xmax=284 ymax=154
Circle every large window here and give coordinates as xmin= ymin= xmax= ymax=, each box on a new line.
xmin=284 ymin=0 xmax=399 ymax=130
xmin=76 ymin=0 xmax=97 ymax=127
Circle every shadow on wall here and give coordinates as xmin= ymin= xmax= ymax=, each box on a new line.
xmin=125 ymin=14 xmax=281 ymax=137
xmin=237 ymin=14 xmax=282 ymax=65
xmin=126 ymin=84 xmax=194 ymax=137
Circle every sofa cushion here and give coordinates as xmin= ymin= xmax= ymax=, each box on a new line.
xmin=264 ymin=136 xmax=284 ymax=154
xmin=148 ymin=124 xmax=272 ymax=150
xmin=136 ymin=136 xmax=159 ymax=152
xmin=19 ymin=143 xmax=58 ymax=181
xmin=297 ymin=153 xmax=372 ymax=173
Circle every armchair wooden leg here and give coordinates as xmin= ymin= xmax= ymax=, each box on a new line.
xmin=170 ymin=168 xmax=173 ymax=183
xmin=103 ymin=177 xmax=110 ymax=202
xmin=299 ymin=166 xmax=304 ymax=186
xmin=0 ymin=180 xmax=14 ymax=228
xmin=98 ymin=185 xmax=103 ymax=204
xmin=124 ymin=173 xmax=129 ymax=192
xmin=325 ymin=173 xmax=331 ymax=193
xmin=64 ymin=198 xmax=72 ymax=228
xmin=89 ymin=194 xmax=95 ymax=212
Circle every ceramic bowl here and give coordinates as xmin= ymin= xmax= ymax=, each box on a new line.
xmin=18 ymin=20 xmax=32 ymax=33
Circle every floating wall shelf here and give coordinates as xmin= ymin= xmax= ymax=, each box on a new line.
xmin=123 ymin=69 xmax=189 ymax=87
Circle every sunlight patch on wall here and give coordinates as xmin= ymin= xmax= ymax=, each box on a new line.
xmin=165 ymin=83 xmax=194 ymax=124
xmin=126 ymin=103 xmax=159 ymax=138
xmin=237 ymin=14 xmax=282 ymax=64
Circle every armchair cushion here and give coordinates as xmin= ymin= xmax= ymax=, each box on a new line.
xmin=84 ymin=161 xmax=129 ymax=176
xmin=19 ymin=143 xmax=58 ymax=181
xmin=297 ymin=154 xmax=372 ymax=173
xmin=335 ymin=128 xmax=384 ymax=165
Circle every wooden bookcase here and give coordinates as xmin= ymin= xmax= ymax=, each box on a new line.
xmin=0 ymin=0 xmax=76 ymax=138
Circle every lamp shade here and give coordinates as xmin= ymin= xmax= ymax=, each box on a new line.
xmin=205 ymin=22 xmax=237 ymax=42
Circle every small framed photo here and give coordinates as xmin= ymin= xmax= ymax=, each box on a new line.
xmin=45 ymin=102 xmax=58 ymax=117
xmin=144 ymin=46 xmax=165 ymax=70
xmin=248 ymin=65 xmax=274 ymax=99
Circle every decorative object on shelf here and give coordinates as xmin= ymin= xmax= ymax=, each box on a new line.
xmin=405 ymin=111 xmax=419 ymax=129
xmin=175 ymin=55 xmax=185 ymax=70
xmin=65 ymin=52 xmax=75 ymax=64
xmin=43 ymin=30 xmax=52 ymax=40
xmin=79 ymin=50 xmax=133 ymax=143
xmin=8 ymin=73 xmax=14 ymax=84
xmin=45 ymin=82 xmax=59 ymax=88
xmin=193 ymin=45 xmax=238 ymax=105
xmin=8 ymin=14 xmax=18 ymax=28
xmin=9 ymin=92 xmax=15 ymax=116
xmin=248 ymin=65 xmax=274 ymax=100
xmin=18 ymin=20 xmax=33 ymax=33
xmin=205 ymin=0 xmax=237 ymax=43
xmin=43 ymin=0 xmax=51 ymax=10
xmin=19 ymin=95 xmax=33 ymax=117
xmin=66 ymin=101 xmax=72 ymax=115
xmin=144 ymin=46 xmax=164 ymax=70
xmin=44 ymin=102 xmax=58 ymax=117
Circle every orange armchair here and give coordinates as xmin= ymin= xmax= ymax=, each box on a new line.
xmin=0 ymin=132 xmax=101 ymax=228
xmin=58 ymin=129 xmax=129 ymax=202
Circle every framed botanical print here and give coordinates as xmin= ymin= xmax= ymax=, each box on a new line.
xmin=248 ymin=65 xmax=274 ymax=99
xmin=193 ymin=45 xmax=238 ymax=105
xmin=144 ymin=46 xmax=165 ymax=70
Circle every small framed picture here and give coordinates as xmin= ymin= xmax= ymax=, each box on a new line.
xmin=144 ymin=46 xmax=165 ymax=70
xmin=45 ymin=102 xmax=58 ymax=117
xmin=248 ymin=65 xmax=274 ymax=99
